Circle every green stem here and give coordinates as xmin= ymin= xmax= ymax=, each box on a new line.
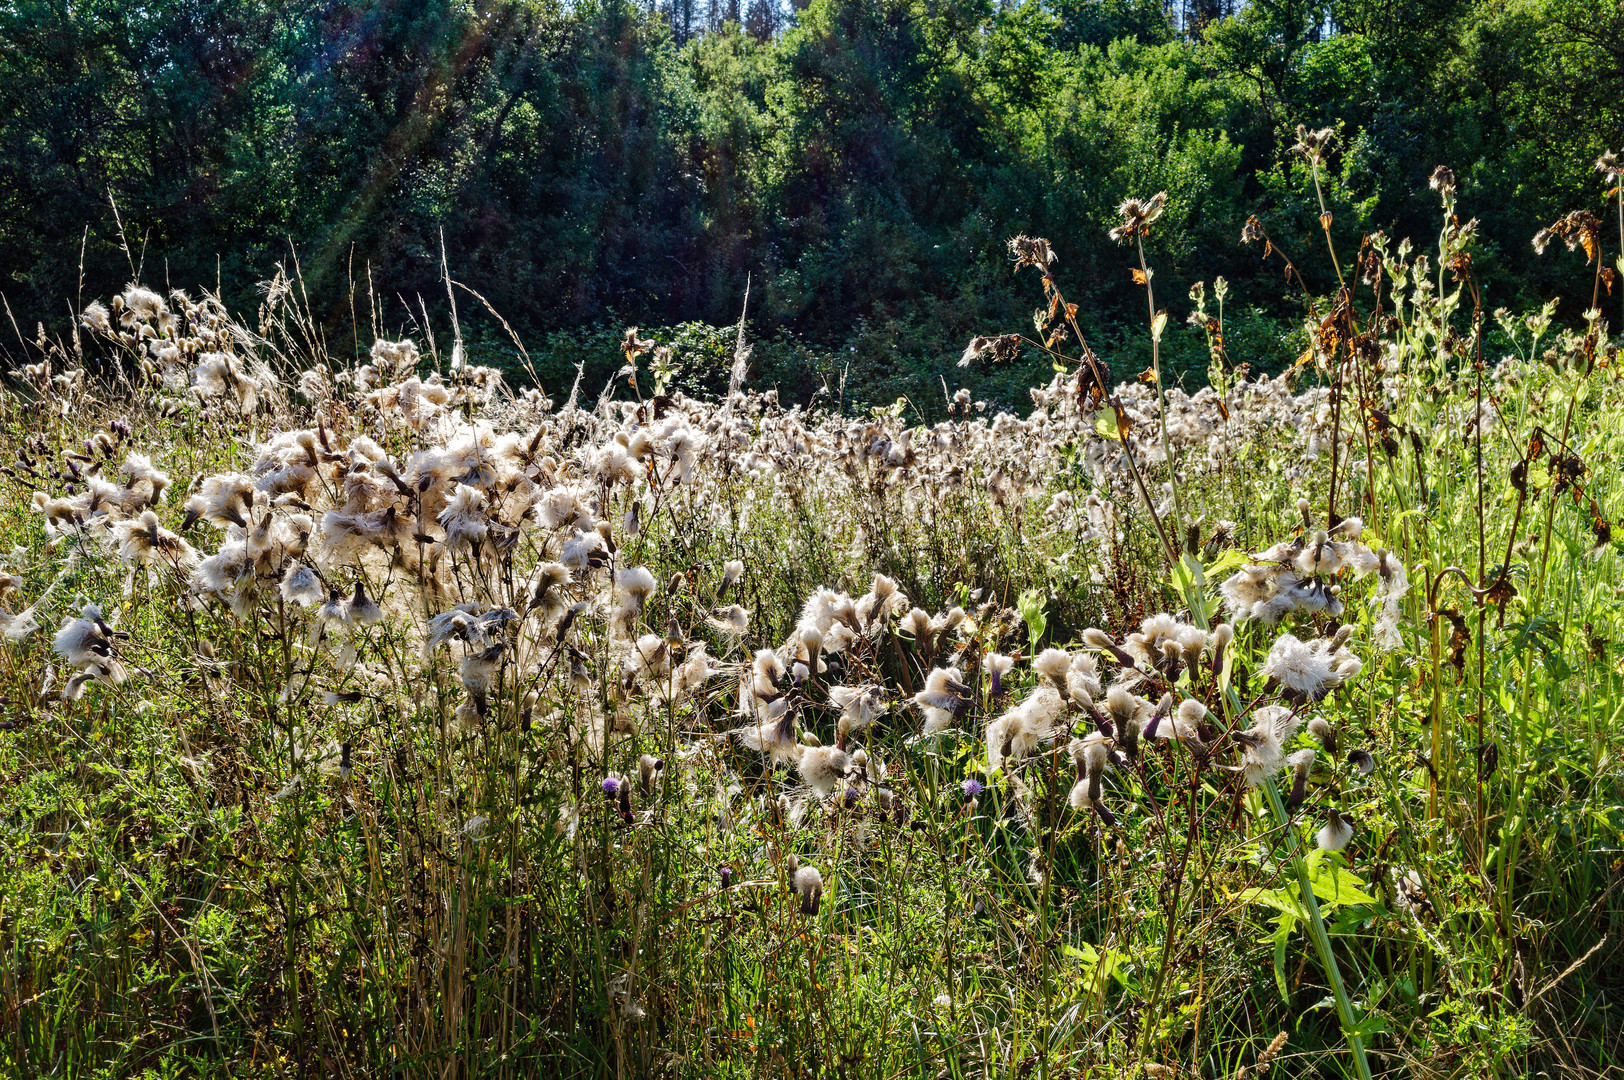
xmin=1262 ymin=776 xmax=1373 ymax=1080
xmin=1184 ymin=560 xmax=1371 ymax=1080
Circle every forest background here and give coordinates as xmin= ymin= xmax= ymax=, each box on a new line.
xmin=3 ymin=0 xmax=1621 ymax=407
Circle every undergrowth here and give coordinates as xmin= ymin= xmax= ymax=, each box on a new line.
xmin=0 ymin=139 xmax=1621 ymax=1079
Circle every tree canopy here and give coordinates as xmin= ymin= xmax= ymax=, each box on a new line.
xmin=2 ymin=0 xmax=1620 ymax=397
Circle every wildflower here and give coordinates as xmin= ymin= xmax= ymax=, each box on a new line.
xmin=31 ymin=492 xmax=81 ymax=536
xmin=560 ymin=529 xmax=607 ymax=571
xmin=1233 ymin=705 xmax=1301 ymax=787
xmin=118 ymin=452 xmax=171 ymax=505
xmin=1372 ymin=549 xmax=1409 ymax=650
xmin=591 ymin=438 xmax=643 ymax=487
xmin=1261 ymin=633 xmax=1352 ymax=702
xmin=914 ymin=666 xmax=971 ymax=733
xmin=190 ymin=536 xmax=253 ymax=604
xmin=459 ymin=644 xmax=505 ymax=698
xmin=1067 ymin=730 xmax=1116 ymax=824
xmin=111 ymin=510 xmax=196 ymax=568
xmin=1219 ymin=564 xmax=1276 ymax=621
xmin=1290 ymin=124 xmax=1336 ymax=165
xmin=1171 ymin=699 xmax=1209 ymax=753
xmin=1316 ymin=809 xmax=1354 ymax=852
xmin=1125 ymin=614 xmax=1207 ymax=680
xmin=1307 ymin=715 xmax=1338 ymax=752
xmin=1294 ymin=531 xmax=1346 ymax=576
xmin=959 ymin=337 xmax=991 ymax=367
xmin=961 ymin=778 xmax=985 ymax=799
xmin=854 ymin=574 xmax=907 ymax=630
xmin=1394 ymin=868 xmax=1433 ymax=918
xmin=1347 ymin=748 xmax=1375 ymax=775
xmin=798 ymin=745 xmax=851 ymax=797
xmin=120 ymin=283 xmax=167 ymax=322
xmin=734 ymin=664 xmax=798 ymax=761
xmin=437 ymin=484 xmax=489 ymax=551
xmin=1007 ymin=235 xmax=1056 ymax=269
xmin=898 ymin=607 xmax=932 ymax=649
xmin=297 ymin=369 xmax=331 ymax=401
xmin=1285 ymin=748 xmax=1316 ymax=809
xmin=1033 ymin=648 xmax=1071 ymax=698
xmin=528 ymin=562 xmax=572 ymax=619
xmin=795 ymin=625 xmax=824 ymax=679
xmin=185 ymin=473 xmax=257 ymax=531
xmin=1081 ymin=627 xmax=1137 ymax=670
xmin=192 ymin=352 xmax=259 ymax=410
xmin=751 ymin=648 xmax=784 ymax=699
xmin=638 ymin=753 xmax=663 ymax=794
xmin=53 ymin=604 xmax=127 ymax=691
xmin=613 ymin=565 xmax=654 ymax=605
xmin=707 ymin=604 xmax=750 ymax=636
xmin=1141 ymin=691 xmax=1174 ymax=741
xmin=1209 ymin=622 xmax=1233 ymax=678
xmin=797 ymin=587 xmax=846 ymax=633
xmin=601 ymin=772 xmax=633 ymax=821
xmin=829 ymin=683 xmax=883 ymax=734
xmin=1598 ymin=149 xmax=1623 ymax=185
xmin=1109 ymin=192 xmax=1168 ymax=244
xmin=345 ymin=579 xmax=383 ymax=626
xmin=984 ymin=686 xmax=1063 ymax=767
xmin=1428 ymin=165 xmax=1456 ymax=200
xmin=982 ymin=652 xmax=1014 ymax=698
xmin=1104 ymin=683 xmax=1149 ymax=758
xmin=792 ymin=864 xmax=824 ymax=915
xmin=81 ymin=301 xmax=112 ymax=335
xmin=316 ymin=586 xmax=347 ymax=625
xmin=717 ymin=560 xmax=744 ymax=598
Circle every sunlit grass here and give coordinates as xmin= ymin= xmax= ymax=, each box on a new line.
xmin=0 ymin=152 xmax=1621 ymax=1080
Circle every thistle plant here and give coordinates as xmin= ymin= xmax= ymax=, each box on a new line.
xmin=0 ymin=142 xmax=1617 ymax=1080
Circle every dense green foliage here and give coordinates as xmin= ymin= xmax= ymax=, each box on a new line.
xmin=3 ymin=0 xmax=1622 ymax=404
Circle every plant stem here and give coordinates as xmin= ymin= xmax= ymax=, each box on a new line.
xmin=1137 ymin=235 xmax=1187 ymax=544
xmin=1261 ymin=776 xmax=1373 ymax=1080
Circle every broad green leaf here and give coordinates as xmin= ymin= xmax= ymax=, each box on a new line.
xmin=1305 ymin=850 xmax=1379 ymax=907
xmin=1095 ymin=408 xmax=1121 ymax=441
xmin=1235 ymin=886 xmax=1309 ymax=921
xmin=1204 ymin=548 xmax=1248 ymax=577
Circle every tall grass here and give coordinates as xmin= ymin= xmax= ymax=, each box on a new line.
xmin=0 ymin=143 xmax=1620 ymax=1080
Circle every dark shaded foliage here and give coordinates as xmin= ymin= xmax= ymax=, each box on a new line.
xmin=1 ymin=0 xmax=1619 ymax=403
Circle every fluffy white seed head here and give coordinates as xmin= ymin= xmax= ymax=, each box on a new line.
xmin=1316 ymin=809 xmax=1354 ymax=851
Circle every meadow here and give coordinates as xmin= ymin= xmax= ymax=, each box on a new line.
xmin=0 ymin=144 xmax=1621 ymax=1079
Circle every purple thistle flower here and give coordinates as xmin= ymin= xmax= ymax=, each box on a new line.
xmin=961 ymin=778 xmax=985 ymax=798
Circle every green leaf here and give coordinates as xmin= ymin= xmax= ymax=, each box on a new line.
xmin=1204 ymin=548 xmax=1248 ymax=577
xmin=1235 ymin=886 xmax=1309 ymax=921
xmin=1095 ymin=408 xmax=1121 ymax=441
xmin=1305 ymin=850 xmax=1379 ymax=907
xmin=1270 ymin=912 xmax=1298 ymax=1001
xmin=1065 ymin=941 xmax=1130 ymax=994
